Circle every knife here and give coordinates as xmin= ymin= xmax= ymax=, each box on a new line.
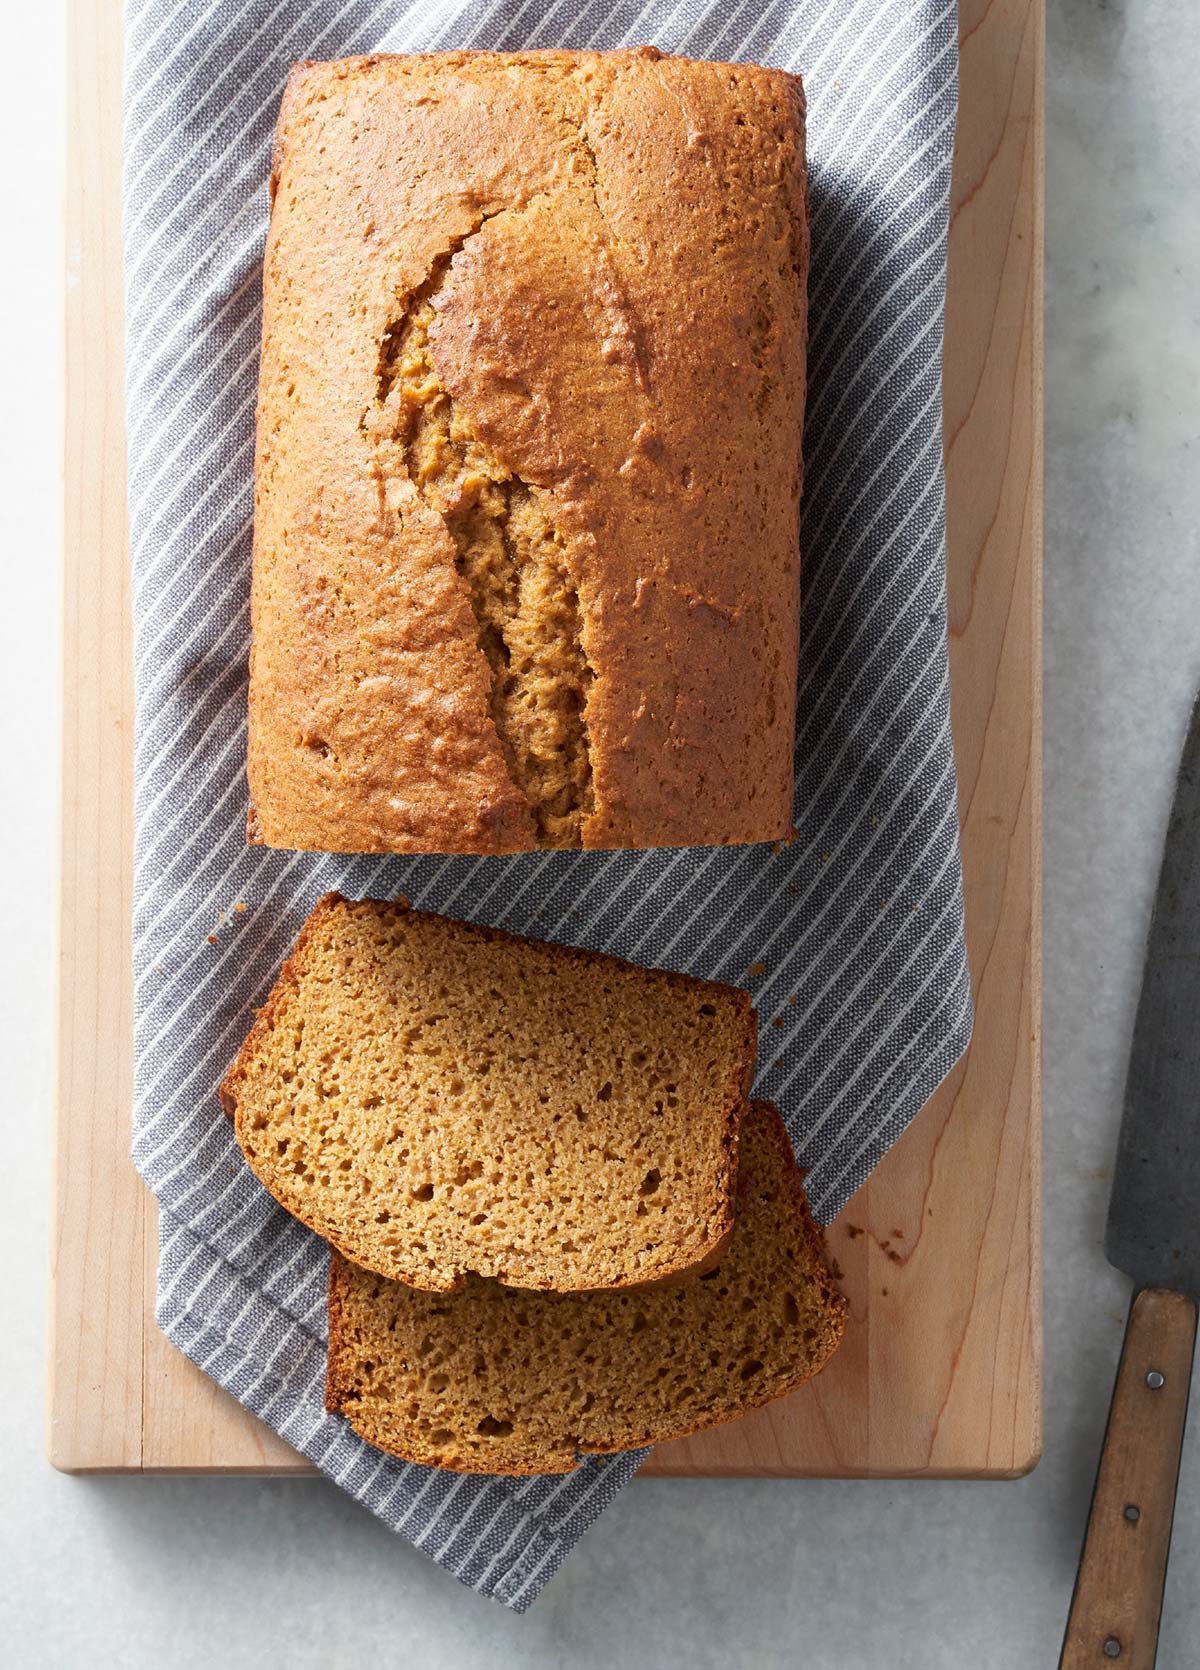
xmin=1061 ymin=693 xmax=1200 ymax=1669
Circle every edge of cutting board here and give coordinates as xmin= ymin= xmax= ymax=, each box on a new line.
xmin=50 ymin=0 xmax=1043 ymax=1479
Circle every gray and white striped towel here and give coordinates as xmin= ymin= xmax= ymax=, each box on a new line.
xmin=124 ymin=0 xmax=969 ymax=1610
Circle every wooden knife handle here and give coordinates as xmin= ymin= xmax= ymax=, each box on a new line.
xmin=1061 ymin=1287 xmax=1197 ymax=1669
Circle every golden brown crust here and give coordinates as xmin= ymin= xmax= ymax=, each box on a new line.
xmin=249 ymin=49 xmax=806 ymax=853
xmin=223 ymin=894 xmax=755 ymax=1292
xmin=325 ymin=1102 xmax=846 ymax=1473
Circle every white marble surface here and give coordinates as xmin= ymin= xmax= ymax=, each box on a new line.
xmin=3 ymin=2 xmax=1200 ymax=1663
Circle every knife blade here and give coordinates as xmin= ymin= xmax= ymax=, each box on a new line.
xmin=1062 ymin=692 xmax=1200 ymax=1670
xmin=1106 ymin=690 xmax=1200 ymax=1296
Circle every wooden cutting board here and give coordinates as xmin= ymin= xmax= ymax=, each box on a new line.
xmin=51 ymin=0 xmax=1042 ymax=1477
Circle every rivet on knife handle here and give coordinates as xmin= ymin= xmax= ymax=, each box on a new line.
xmin=1060 ymin=1287 xmax=1197 ymax=1669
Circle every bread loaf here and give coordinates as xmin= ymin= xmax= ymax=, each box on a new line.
xmin=222 ymin=894 xmax=756 ymax=1292
xmin=326 ymin=1102 xmax=845 ymax=1473
xmin=249 ymin=48 xmax=807 ymax=853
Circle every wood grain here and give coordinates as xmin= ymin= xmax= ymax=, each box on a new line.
xmin=51 ymin=0 xmax=1043 ymax=1477
xmin=51 ymin=0 xmax=143 ymax=1473
xmin=1061 ymin=1289 xmax=1198 ymax=1670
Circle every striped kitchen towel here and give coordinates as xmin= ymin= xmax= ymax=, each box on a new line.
xmin=124 ymin=0 xmax=969 ymax=1611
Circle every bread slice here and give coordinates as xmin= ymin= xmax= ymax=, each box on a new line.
xmin=325 ymin=1102 xmax=846 ymax=1474
xmin=222 ymin=894 xmax=755 ymax=1293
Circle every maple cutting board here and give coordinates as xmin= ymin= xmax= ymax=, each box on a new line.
xmin=51 ymin=0 xmax=1042 ymax=1477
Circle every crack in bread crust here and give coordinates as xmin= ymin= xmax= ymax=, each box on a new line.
xmin=375 ymin=253 xmax=595 ymax=848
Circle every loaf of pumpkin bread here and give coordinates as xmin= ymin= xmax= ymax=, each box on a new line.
xmin=249 ymin=47 xmax=807 ymax=853
xmin=326 ymin=1101 xmax=845 ymax=1473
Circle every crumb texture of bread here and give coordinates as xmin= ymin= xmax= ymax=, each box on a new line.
xmin=250 ymin=48 xmax=807 ymax=853
xmin=325 ymin=1102 xmax=846 ymax=1473
xmin=224 ymin=894 xmax=755 ymax=1292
